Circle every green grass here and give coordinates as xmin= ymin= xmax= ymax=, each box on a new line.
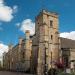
xmin=58 ymin=72 xmax=75 ymax=75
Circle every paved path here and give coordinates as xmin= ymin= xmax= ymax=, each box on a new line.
xmin=0 ymin=71 xmax=34 ymax=75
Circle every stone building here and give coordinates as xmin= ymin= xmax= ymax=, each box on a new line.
xmin=3 ymin=52 xmax=7 ymax=69
xmin=59 ymin=37 xmax=75 ymax=72
xmin=31 ymin=10 xmax=75 ymax=74
xmin=3 ymin=10 xmax=75 ymax=74
xmin=31 ymin=10 xmax=59 ymax=75
xmin=3 ymin=52 xmax=9 ymax=70
xmin=3 ymin=30 xmax=32 ymax=72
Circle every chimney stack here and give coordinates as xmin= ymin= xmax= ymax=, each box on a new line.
xmin=25 ymin=30 xmax=30 ymax=40
xmin=8 ymin=43 xmax=13 ymax=50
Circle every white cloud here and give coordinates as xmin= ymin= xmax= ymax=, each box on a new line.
xmin=60 ymin=31 xmax=75 ymax=40
xmin=20 ymin=19 xmax=35 ymax=35
xmin=0 ymin=0 xmax=3 ymax=6
xmin=16 ymin=23 xmax=20 ymax=28
xmin=0 ymin=0 xmax=18 ymax=22
xmin=0 ymin=43 xmax=8 ymax=61
xmin=13 ymin=5 xmax=18 ymax=13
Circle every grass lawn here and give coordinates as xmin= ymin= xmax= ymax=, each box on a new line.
xmin=58 ymin=72 xmax=75 ymax=75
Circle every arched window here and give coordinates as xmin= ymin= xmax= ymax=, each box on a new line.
xmin=51 ymin=35 xmax=53 ymax=40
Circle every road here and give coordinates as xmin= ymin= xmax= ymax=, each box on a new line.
xmin=0 ymin=71 xmax=34 ymax=75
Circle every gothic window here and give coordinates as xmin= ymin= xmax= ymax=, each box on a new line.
xmin=38 ymin=22 xmax=39 ymax=24
xmin=50 ymin=20 xmax=53 ymax=27
xmin=64 ymin=56 xmax=69 ymax=68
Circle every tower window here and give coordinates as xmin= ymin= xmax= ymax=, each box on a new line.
xmin=50 ymin=20 xmax=53 ymax=27
xmin=38 ymin=22 xmax=39 ymax=24
xmin=51 ymin=35 xmax=53 ymax=40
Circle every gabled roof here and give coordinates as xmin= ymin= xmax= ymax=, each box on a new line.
xmin=60 ymin=37 xmax=75 ymax=49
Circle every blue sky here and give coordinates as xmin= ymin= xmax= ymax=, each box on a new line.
xmin=0 ymin=0 xmax=75 ymax=45
xmin=0 ymin=0 xmax=75 ymax=59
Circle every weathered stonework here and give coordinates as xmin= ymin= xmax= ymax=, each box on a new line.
xmin=3 ymin=30 xmax=32 ymax=72
xmin=31 ymin=10 xmax=59 ymax=75
xmin=3 ymin=10 xmax=75 ymax=75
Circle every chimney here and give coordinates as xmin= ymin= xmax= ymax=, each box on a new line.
xmin=25 ymin=30 xmax=30 ymax=40
xmin=8 ymin=43 xmax=13 ymax=50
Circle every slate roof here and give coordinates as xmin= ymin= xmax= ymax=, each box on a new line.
xmin=60 ymin=37 xmax=75 ymax=49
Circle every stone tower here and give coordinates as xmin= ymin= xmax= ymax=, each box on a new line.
xmin=18 ymin=30 xmax=32 ymax=71
xmin=34 ymin=10 xmax=59 ymax=75
xmin=8 ymin=44 xmax=13 ymax=70
xmin=18 ymin=37 xmax=23 ymax=62
xmin=24 ymin=30 xmax=32 ymax=71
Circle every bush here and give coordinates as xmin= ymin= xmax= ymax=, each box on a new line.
xmin=48 ymin=68 xmax=58 ymax=75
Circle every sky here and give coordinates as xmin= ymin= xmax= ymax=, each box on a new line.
xmin=0 ymin=0 xmax=75 ymax=60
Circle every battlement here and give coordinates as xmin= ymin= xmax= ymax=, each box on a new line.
xmin=36 ymin=9 xmax=58 ymax=19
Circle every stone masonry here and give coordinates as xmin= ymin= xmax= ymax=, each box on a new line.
xmin=31 ymin=10 xmax=59 ymax=75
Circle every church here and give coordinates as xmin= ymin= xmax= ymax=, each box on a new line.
xmin=3 ymin=10 xmax=75 ymax=75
